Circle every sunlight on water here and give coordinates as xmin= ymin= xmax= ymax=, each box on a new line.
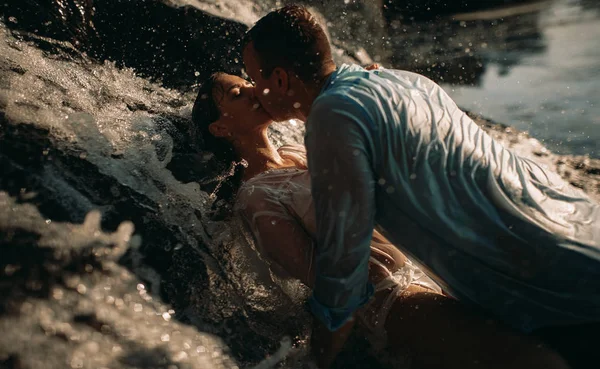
xmin=442 ymin=0 xmax=600 ymax=157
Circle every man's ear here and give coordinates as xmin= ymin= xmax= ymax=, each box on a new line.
xmin=272 ymin=67 xmax=289 ymax=94
xmin=208 ymin=122 xmax=230 ymax=138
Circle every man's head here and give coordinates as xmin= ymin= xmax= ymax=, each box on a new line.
xmin=242 ymin=5 xmax=335 ymax=121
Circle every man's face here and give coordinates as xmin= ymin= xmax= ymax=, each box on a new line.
xmin=242 ymin=42 xmax=290 ymax=122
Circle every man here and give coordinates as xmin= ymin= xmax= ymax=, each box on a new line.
xmin=242 ymin=5 xmax=600 ymax=368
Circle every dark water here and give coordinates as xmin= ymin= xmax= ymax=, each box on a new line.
xmin=388 ymin=0 xmax=600 ymax=158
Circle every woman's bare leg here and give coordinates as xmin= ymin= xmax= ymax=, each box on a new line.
xmin=385 ymin=286 xmax=570 ymax=369
xmin=534 ymin=322 xmax=600 ymax=369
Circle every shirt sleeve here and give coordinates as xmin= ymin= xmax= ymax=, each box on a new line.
xmin=304 ymin=94 xmax=376 ymax=331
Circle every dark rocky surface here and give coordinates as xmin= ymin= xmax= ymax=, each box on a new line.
xmin=0 ymin=193 xmax=237 ymax=369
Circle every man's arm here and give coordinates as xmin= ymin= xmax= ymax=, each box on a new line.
xmin=305 ymin=94 xmax=377 ymax=367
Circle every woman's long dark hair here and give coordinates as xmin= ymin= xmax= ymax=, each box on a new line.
xmin=192 ymin=72 xmax=245 ymax=218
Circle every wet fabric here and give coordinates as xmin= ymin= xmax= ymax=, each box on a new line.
xmin=234 ymin=145 xmax=440 ymax=341
xmin=305 ymin=63 xmax=600 ymax=332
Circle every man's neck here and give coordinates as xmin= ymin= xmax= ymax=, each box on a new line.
xmin=296 ymin=64 xmax=337 ymax=120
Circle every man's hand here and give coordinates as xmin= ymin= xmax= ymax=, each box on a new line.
xmin=364 ymin=63 xmax=381 ymax=70
xmin=310 ymin=316 xmax=356 ymax=368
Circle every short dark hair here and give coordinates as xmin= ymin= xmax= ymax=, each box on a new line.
xmin=243 ymin=5 xmax=333 ymax=83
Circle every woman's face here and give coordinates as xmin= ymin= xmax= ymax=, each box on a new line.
xmin=209 ymin=74 xmax=273 ymax=138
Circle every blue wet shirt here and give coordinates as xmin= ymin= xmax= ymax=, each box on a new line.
xmin=305 ymin=64 xmax=600 ymax=332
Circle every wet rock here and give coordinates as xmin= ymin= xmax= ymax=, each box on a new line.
xmin=1 ymin=0 xmax=378 ymax=91
xmin=1 ymin=0 xmax=247 ymax=90
xmin=0 ymin=20 xmax=307 ymax=366
xmin=0 ymin=193 xmax=237 ymax=369
xmin=382 ymin=0 xmax=535 ymax=21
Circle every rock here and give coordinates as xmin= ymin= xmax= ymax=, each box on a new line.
xmin=0 ymin=19 xmax=308 ymax=366
xmin=2 ymin=0 xmax=247 ymax=90
xmin=0 ymin=193 xmax=237 ymax=369
xmin=382 ymin=0 xmax=535 ymax=21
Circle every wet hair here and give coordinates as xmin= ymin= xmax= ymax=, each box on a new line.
xmin=192 ymin=72 xmax=244 ymax=217
xmin=243 ymin=5 xmax=334 ymax=83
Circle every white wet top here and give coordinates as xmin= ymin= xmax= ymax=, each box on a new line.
xmin=234 ymin=145 xmax=440 ymax=344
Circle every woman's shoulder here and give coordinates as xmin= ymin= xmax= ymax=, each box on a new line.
xmin=235 ymin=168 xmax=291 ymax=207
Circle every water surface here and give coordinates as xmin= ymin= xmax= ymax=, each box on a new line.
xmin=389 ymin=0 xmax=600 ymax=157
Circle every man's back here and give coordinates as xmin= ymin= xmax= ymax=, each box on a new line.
xmin=305 ymin=64 xmax=600 ymax=332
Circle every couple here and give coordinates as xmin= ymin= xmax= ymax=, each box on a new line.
xmin=192 ymin=5 xmax=600 ymax=369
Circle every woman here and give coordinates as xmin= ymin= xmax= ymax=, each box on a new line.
xmin=191 ymin=72 xmax=568 ymax=369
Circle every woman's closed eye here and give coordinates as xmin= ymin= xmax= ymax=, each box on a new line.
xmin=229 ymin=82 xmax=253 ymax=99
xmin=228 ymin=84 xmax=242 ymax=99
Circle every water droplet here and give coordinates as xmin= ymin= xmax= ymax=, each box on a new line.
xmin=271 ymin=220 xmax=277 ymax=225
xmin=45 ymin=219 xmax=51 ymax=224
xmin=262 ymin=88 xmax=270 ymax=95
xmin=409 ymin=173 xmax=417 ymax=180
xmin=70 ymin=358 xmax=83 ymax=368
xmin=133 ymin=303 xmax=143 ymax=312
xmin=196 ymin=345 xmax=207 ymax=353
xmin=378 ymin=178 xmax=386 ymax=185
xmin=194 ymin=71 xmax=200 ymax=77
xmin=8 ymin=17 xmax=17 ymax=24
xmin=42 ymin=149 xmax=49 ymax=155
xmin=293 ymin=102 xmax=301 ymax=109
xmin=3 ymin=264 xmax=17 ymax=277
xmin=79 ymin=152 xmax=87 ymax=159
xmin=52 ymin=288 xmax=64 ymax=300
xmin=161 ymin=334 xmax=170 ymax=342
xmin=173 ymin=351 xmax=188 ymax=362
xmin=162 ymin=312 xmax=171 ymax=321
xmin=252 ymin=103 xmax=260 ymax=110
xmin=76 ymin=284 xmax=87 ymax=294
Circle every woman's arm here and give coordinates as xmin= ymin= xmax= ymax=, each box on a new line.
xmin=237 ymin=190 xmax=411 ymax=290
xmin=249 ymin=212 xmax=316 ymax=287
xmin=236 ymin=183 xmax=316 ymax=287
